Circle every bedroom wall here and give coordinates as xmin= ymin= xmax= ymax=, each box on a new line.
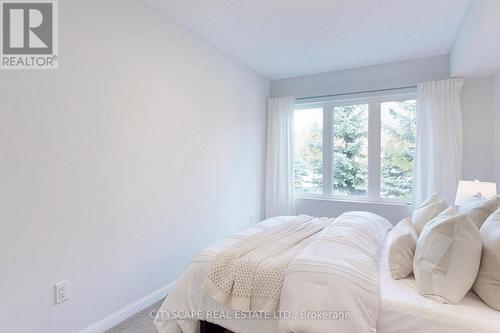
xmin=495 ymin=74 xmax=500 ymax=186
xmin=449 ymin=0 xmax=500 ymax=77
xmin=461 ymin=76 xmax=496 ymax=182
xmin=270 ymin=55 xmax=449 ymax=99
xmin=270 ymin=56 xmax=449 ymax=224
xmin=0 ymin=1 xmax=268 ymax=332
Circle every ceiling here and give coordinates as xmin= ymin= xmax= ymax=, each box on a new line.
xmin=143 ymin=0 xmax=473 ymax=79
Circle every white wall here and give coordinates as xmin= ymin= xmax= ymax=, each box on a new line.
xmin=0 ymin=1 xmax=268 ymax=332
xmin=449 ymin=0 xmax=500 ymax=188
xmin=270 ymin=55 xmax=449 ymax=99
xmin=450 ymin=0 xmax=500 ymax=77
xmin=461 ymin=76 xmax=496 ymax=182
xmin=495 ymin=74 xmax=500 ymax=186
xmin=271 ymin=56 xmax=449 ymax=224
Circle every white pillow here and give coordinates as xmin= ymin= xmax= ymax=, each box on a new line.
xmin=418 ymin=192 xmax=440 ymax=208
xmin=473 ymin=208 xmax=500 ymax=310
xmin=388 ymin=218 xmax=418 ymax=279
xmin=458 ymin=195 xmax=499 ymax=229
xmin=412 ymin=194 xmax=448 ymax=234
xmin=413 ymin=210 xmax=482 ymax=304
xmin=437 ymin=205 xmax=458 ymax=217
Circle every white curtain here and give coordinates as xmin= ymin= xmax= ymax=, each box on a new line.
xmin=265 ymin=97 xmax=296 ymax=218
xmin=412 ymin=78 xmax=464 ymax=206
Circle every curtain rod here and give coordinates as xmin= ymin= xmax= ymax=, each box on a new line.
xmin=295 ymin=85 xmax=417 ymax=101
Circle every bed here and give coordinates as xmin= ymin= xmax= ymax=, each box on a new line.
xmin=155 ymin=212 xmax=500 ymax=333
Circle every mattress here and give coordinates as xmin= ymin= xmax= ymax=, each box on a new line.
xmin=377 ymin=235 xmax=500 ymax=333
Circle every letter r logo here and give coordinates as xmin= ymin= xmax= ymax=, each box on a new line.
xmin=2 ymin=2 xmax=53 ymax=54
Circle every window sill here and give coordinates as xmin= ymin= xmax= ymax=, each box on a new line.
xmin=295 ymin=195 xmax=412 ymax=207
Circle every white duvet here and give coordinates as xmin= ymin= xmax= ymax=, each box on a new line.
xmin=154 ymin=212 xmax=392 ymax=333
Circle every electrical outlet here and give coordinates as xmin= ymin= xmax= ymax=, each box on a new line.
xmin=55 ymin=280 xmax=70 ymax=304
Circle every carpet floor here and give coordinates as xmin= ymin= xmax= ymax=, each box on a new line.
xmin=105 ymin=300 xmax=163 ymax=333
xmin=105 ymin=299 xmax=233 ymax=333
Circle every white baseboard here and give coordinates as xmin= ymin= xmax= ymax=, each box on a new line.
xmin=79 ymin=280 xmax=177 ymax=333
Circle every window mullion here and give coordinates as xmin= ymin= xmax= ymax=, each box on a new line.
xmin=322 ymin=104 xmax=333 ymax=196
xmin=367 ymin=101 xmax=381 ymax=200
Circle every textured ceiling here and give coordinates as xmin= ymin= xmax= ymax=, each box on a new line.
xmin=144 ymin=0 xmax=472 ymax=79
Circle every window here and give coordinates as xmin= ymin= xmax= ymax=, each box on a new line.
xmin=380 ymin=100 xmax=417 ymax=200
xmin=294 ymin=108 xmax=323 ymax=193
xmin=333 ymin=104 xmax=368 ymax=196
xmin=293 ymin=95 xmax=417 ymax=203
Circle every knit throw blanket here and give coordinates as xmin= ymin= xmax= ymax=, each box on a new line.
xmin=202 ymin=216 xmax=332 ymax=312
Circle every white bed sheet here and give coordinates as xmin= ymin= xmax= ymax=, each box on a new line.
xmin=155 ymin=213 xmax=391 ymax=333
xmin=378 ymin=236 xmax=500 ymax=333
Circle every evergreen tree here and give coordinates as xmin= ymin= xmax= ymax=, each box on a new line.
xmin=333 ymin=105 xmax=368 ymax=195
xmin=380 ymin=100 xmax=416 ymax=199
xmin=294 ymin=122 xmax=322 ymax=193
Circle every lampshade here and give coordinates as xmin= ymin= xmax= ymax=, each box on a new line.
xmin=455 ymin=180 xmax=497 ymax=206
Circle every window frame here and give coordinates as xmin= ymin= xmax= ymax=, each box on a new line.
xmin=294 ymin=91 xmax=417 ymax=205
